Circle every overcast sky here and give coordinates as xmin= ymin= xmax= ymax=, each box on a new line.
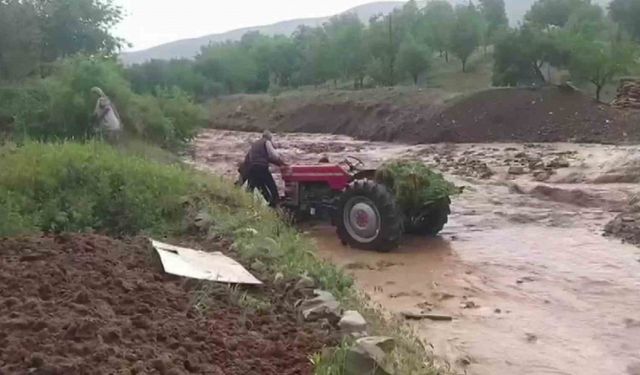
xmin=114 ymin=0 xmax=383 ymax=51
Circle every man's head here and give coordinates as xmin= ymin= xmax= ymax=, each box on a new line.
xmin=91 ymin=87 xmax=105 ymax=97
xmin=262 ymin=130 xmax=273 ymax=141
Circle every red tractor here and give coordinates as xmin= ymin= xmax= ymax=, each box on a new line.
xmin=278 ymin=157 xmax=451 ymax=252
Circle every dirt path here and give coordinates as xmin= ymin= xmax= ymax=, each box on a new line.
xmin=193 ymin=129 xmax=640 ymax=375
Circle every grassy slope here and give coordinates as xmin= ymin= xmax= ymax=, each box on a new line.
xmin=0 ymin=141 xmax=440 ymax=374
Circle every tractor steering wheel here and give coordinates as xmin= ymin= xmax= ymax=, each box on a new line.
xmin=342 ymin=156 xmax=365 ymax=171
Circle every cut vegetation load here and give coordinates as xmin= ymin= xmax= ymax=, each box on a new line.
xmin=375 ymin=160 xmax=460 ymax=236
xmin=279 ymin=158 xmax=459 ymax=252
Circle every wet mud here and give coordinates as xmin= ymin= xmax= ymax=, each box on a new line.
xmin=194 ymin=129 xmax=640 ymax=375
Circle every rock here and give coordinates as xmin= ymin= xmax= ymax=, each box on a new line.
xmin=547 ymin=157 xmax=570 ymax=169
xmin=525 ymin=333 xmax=538 ymax=343
xmin=339 ymin=310 xmax=368 ymax=334
xmin=533 ymin=169 xmax=553 ymax=182
xmin=345 ymin=336 xmax=396 ymax=375
xmin=299 ymin=290 xmax=341 ymax=322
xmin=494 ymin=308 xmax=502 ymax=314
xmin=273 ymin=272 xmax=284 ymax=284
xmin=508 ymin=166 xmax=526 ymax=175
xmin=460 ymin=301 xmax=478 ymax=309
xmin=295 ymin=275 xmax=315 ymax=290
xmin=358 ymin=336 xmax=396 ymax=354
xmin=345 ymin=345 xmax=391 ymax=375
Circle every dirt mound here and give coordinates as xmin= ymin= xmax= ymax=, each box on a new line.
xmin=410 ymin=87 xmax=639 ymax=144
xmin=210 ymin=87 xmax=640 ymax=144
xmin=0 ymin=234 xmax=336 ymax=374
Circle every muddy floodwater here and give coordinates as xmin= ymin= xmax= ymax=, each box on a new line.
xmin=193 ymin=129 xmax=640 ymax=375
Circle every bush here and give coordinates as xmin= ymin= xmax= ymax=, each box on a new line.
xmin=0 ymin=56 xmax=205 ymax=147
xmin=0 ymin=142 xmax=200 ymax=236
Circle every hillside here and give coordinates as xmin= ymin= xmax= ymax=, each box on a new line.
xmin=120 ymin=1 xmax=404 ymax=65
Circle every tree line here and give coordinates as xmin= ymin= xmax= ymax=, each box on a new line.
xmin=126 ymin=0 xmax=640 ymax=101
xmin=128 ymin=0 xmax=498 ymax=96
xmin=1 ymin=0 xmax=639 ymax=103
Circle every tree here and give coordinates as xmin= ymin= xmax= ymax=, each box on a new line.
xmin=324 ymin=14 xmax=368 ymax=88
xmin=294 ymin=26 xmax=338 ymax=86
xmin=35 ymin=0 xmax=125 ymax=61
xmin=419 ymin=1 xmax=455 ymax=61
xmin=196 ymin=43 xmax=258 ymax=94
xmin=0 ymin=0 xmax=124 ymax=81
xmin=525 ymin=0 xmax=589 ymax=28
xmin=449 ymin=4 xmax=483 ymax=72
xmin=609 ymin=0 xmax=640 ymax=41
xmin=565 ymin=2 xmax=606 ymax=39
xmin=479 ymin=0 xmax=509 ymax=45
xmin=569 ymin=37 xmax=637 ymax=101
xmin=0 ymin=1 xmax=41 ymax=80
xmin=396 ymin=38 xmax=431 ymax=84
xmin=492 ymin=26 xmax=569 ymax=86
xmin=367 ymin=13 xmax=401 ymax=86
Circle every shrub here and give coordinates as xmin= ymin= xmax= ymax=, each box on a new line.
xmin=0 ymin=56 xmax=205 ymax=147
xmin=0 ymin=142 xmax=200 ymax=236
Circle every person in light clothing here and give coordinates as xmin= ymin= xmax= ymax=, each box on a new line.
xmin=91 ymin=87 xmax=122 ymax=144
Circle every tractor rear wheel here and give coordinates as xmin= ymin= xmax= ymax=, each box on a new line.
xmin=405 ymin=198 xmax=451 ymax=236
xmin=336 ymin=181 xmax=403 ymax=252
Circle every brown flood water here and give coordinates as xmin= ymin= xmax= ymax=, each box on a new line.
xmin=193 ymin=129 xmax=640 ymax=375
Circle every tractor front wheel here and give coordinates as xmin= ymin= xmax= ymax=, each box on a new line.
xmin=336 ymin=181 xmax=403 ymax=252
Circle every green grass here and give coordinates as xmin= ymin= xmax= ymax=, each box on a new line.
xmin=0 ymin=141 xmax=439 ymax=374
xmin=427 ymin=49 xmax=494 ymax=94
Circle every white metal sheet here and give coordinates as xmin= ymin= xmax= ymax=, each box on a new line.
xmin=151 ymin=239 xmax=262 ymax=285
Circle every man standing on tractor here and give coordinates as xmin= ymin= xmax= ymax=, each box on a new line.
xmin=243 ymin=130 xmax=286 ymax=207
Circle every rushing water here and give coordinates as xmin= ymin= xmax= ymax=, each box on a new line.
xmin=194 ymin=129 xmax=640 ymax=375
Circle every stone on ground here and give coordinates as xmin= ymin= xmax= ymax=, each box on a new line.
xmin=344 ymin=336 xmax=396 ymax=375
xmin=339 ymin=310 xmax=368 ymax=334
xmin=299 ymin=289 xmax=341 ymax=322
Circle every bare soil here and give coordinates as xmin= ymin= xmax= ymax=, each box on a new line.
xmin=210 ymin=87 xmax=640 ymax=144
xmin=0 ymin=234 xmax=337 ymax=375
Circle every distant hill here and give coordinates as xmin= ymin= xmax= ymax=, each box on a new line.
xmin=121 ymin=0 xmax=613 ymax=65
xmin=121 ymin=1 xmax=404 ymax=65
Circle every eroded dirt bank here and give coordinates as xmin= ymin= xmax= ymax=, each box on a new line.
xmin=194 ymin=129 xmax=640 ymax=375
xmin=209 ymin=87 xmax=640 ymax=144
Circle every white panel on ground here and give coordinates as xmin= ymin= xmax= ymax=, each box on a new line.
xmin=151 ymin=239 xmax=262 ymax=285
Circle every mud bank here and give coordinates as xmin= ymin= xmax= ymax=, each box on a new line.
xmin=209 ymin=87 xmax=640 ymax=144
xmin=0 ymin=234 xmax=337 ymax=374
xmin=194 ymin=129 xmax=640 ymax=375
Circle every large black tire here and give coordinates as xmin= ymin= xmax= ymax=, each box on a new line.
xmin=404 ymin=198 xmax=451 ymax=236
xmin=336 ymin=180 xmax=403 ymax=252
